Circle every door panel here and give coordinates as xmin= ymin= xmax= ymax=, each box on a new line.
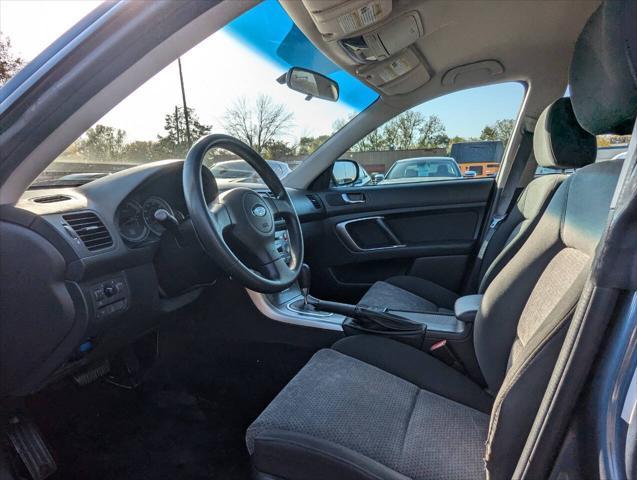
xmin=305 ymin=178 xmax=494 ymax=303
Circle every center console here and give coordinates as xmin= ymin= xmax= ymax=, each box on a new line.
xmin=247 ymin=263 xmax=484 ymax=380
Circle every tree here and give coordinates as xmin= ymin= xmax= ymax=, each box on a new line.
xmin=263 ymin=140 xmax=296 ymax=160
xmin=350 ymin=112 xmax=450 ymax=152
xmin=158 ymin=106 xmax=212 ymax=157
xmin=297 ymin=135 xmax=330 ymax=155
xmin=352 ymin=128 xmax=387 ymax=152
xmin=391 ymin=110 xmax=424 ymax=150
xmin=0 ymin=33 xmax=24 ymax=86
xmin=418 ymin=114 xmax=449 ymax=148
xmin=479 ymin=126 xmax=498 ymax=141
xmin=124 ymin=141 xmax=169 ymax=163
xmin=480 ymin=119 xmax=515 ymax=144
xmin=78 ymin=125 xmax=127 ymax=162
xmin=449 ymin=135 xmax=467 ymax=145
xmin=223 ymin=95 xmax=294 ymax=155
xmin=332 ymin=113 xmax=357 ymax=133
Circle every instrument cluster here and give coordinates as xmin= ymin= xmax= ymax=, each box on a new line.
xmin=116 ymin=196 xmax=184 ymax=244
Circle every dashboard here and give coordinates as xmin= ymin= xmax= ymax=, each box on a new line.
xmin=1 ymin=159 xmax=325 ymax=398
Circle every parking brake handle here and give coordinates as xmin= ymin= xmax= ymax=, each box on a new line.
xmin=307 ymin=297 xmax=423 ymax=332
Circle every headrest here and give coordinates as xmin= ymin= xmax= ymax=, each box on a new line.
xmin=569 ymin=0 xmax=637 ymax=135
xmin=534 ymin=98 xmax=597 ymax=169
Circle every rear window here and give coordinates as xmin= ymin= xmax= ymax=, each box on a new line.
xmin=450 ymin=141 xmax=504 ymax=164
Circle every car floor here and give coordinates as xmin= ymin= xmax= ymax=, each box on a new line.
xmin=24 ymin=281 xmax=337 ymax=480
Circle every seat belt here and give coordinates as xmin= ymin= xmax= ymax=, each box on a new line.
xmin=468 ymin=131 xmax=535 ymax=287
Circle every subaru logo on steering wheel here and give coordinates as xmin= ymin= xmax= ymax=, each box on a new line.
xmin=252 ymin=205 xmax=267 ymax=217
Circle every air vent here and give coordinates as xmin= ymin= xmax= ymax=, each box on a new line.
xmin=33 ymin=194 xmax=72 ymax=204
xmin=62 ymin=211 xmax=113 ymax=251
xmin=306 ymin=194 xmax=322 ymax=209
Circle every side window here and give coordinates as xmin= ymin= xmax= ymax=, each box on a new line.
xmin=333 ymin=83 xmax=525 ymax=187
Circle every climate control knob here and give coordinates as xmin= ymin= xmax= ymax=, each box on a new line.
xmin=103 ymin=285 xmax=117 ymax=297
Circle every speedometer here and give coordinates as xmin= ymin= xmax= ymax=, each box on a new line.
xmin=142 ymin=196 xmax=173 ymax=235
xmin=117 ymin=200 xmax=149 ymax=242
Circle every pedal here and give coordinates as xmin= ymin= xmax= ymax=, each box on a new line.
xmin=106 ymin=346 xmax=144 ymax=389
xmin=6 ymin=416 xmax=56 ymax=480
xmin=72 ymin=359 xmax=110 ymax=386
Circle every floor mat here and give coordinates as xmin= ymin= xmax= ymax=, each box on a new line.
xmin=27 ymin=339 xmax=315 ymax=480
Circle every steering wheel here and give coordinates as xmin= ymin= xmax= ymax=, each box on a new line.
xmin=183 ymin=134 xmax=304 ymax=293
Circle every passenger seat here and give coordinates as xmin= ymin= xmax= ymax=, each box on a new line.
xmin=358 ymin=97 xmax=597 ymax=313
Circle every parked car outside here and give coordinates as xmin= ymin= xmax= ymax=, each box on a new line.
xmin=612 ymin=151 xmax=627 ymax=161
xmin=210 ymin=159 xmax=292 ymax=190
xmin=379 ymin=157 xmax=462 ymax=184
xmin=450 ymin=140 xmax=504 ymax=177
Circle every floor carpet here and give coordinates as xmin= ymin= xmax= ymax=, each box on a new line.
xmin=27 ymin=338 xmax=315 ymax=480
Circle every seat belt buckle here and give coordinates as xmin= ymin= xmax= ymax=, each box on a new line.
xmin=489 ymin=214 xmax=506 ymax=229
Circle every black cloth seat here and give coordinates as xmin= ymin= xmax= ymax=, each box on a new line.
xmin=246 ymin=2 xmax=636 ymax=479
xmin=332 ymin=334 xmax=493 ymax=413
xmin=247 ymin=344 xmax=490 ymax=480
xmin=359 ymin=275 xmax=460 ymax=313
xmin=247 ymin=155 xmax=624 ymax=480
xmin=359 ymin=97 xmax=596 ymax=314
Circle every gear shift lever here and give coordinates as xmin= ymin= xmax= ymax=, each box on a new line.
xmin=299 ymin=263 xmax=311 ymax=307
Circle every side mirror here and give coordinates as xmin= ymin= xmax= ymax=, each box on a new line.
xmin=463 ymin=170 xmax=477 ymax=178
xmin=332 ymin=159 xmax=360 ymax=186
xmin=278 ymin=67 xmax=339 ymax=102
xmin=372 ymin=173 xmax=385 ymax=184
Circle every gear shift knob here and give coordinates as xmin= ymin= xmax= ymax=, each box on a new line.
xmin=299 ymin=263 xmax=311 ymax=306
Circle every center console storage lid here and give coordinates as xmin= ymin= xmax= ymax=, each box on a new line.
xmin=454 ymin=294 xmax=483 ymax=323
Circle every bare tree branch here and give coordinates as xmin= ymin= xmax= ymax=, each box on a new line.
xmin=222 ymin=95 xmax=294 ymax=154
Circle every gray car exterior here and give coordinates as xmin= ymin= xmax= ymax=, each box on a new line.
xmin=380 ymin=157 xmax=462 ymax=184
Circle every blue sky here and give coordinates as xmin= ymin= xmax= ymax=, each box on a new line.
xmin=412 ymin=83 xmax=525 ymax=138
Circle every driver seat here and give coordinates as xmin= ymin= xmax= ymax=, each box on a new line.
xmin=245 ymin=2 xmax=636 ymax=479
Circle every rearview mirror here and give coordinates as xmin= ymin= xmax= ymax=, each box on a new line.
xmin=332 ymin=159 xmax=360 ymax=186
xmin=463 ymin=170 xmax=477 ymax=178
xmin=278 ymin=67 xmax=339 ymax=102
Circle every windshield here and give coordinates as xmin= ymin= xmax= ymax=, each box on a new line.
xmin=385 ymin=158 xmax=461 ymax=180
xmin=28 ymin=0 xmax=378 ymax=187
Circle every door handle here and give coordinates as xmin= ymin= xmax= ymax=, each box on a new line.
xmin=341 ymin=193 xmax=365 ymax=204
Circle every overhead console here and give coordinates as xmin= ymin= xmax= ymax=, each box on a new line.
xmin=301 ymin=0 xmax=394 ymax=40
xmin=297 ymin=0 xmax=430 ymax=95
xmin=340 ymin=12 xmax=423 ymax=63
xmin=357 ymin=47 xmax=430 ymax=95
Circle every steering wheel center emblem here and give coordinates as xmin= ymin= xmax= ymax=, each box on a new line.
xmin=252 ymin=205 xmax=267 ymax=217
